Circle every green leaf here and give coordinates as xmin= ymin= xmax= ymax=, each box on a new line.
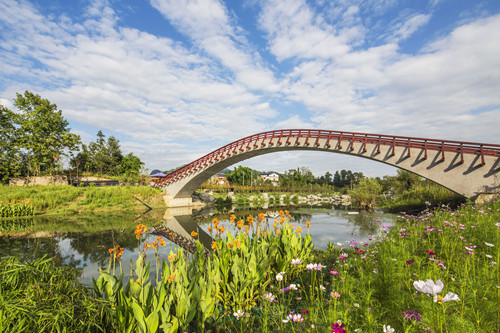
xmin=146 ymin=311 xmax=159 ymax=333
xmin=131 ymin=301 xmax=147 ymax=333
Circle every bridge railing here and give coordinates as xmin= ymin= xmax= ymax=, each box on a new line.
xmin=153 ymin=129 xmax=500 ymax=188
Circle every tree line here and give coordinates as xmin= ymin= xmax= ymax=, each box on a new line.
xmin=222 ymin=166 xmax=364 ymax=191
xmin=0 ymin=91 xmax=143 ymax=184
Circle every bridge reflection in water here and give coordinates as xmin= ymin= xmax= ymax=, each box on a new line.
xmin=150 ymin=207 xmax=214 ymax=253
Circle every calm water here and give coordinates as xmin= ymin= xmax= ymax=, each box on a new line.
xmin=0 ymin=206 xmax=396 ymax=285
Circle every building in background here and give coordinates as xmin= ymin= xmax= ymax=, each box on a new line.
xmin=259 ymin=171 xmax=280 ymax=186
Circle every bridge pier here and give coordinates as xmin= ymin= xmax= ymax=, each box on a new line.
xmin=163 ymin=195 xmax=193 ymax=208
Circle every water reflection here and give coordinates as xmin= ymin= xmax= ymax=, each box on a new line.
xmin=0 ymin=205 xmax=395 ymax=284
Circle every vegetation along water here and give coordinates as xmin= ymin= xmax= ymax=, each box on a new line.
xmin=0 ymin=201 xmax=498 ymax=332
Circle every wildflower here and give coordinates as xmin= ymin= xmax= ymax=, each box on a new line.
xmin=486 ymin=254 xmax=493 ymax=258
xmin=211 ymin=241 xmax=219 ymax=250
xmin=301 ymin=309 xmax=309 ymax=314
xmin=234 ymin=239 xmax=241 ymax=248
xmin=213 ymin=218 xmax=219 ymax=227
xmin=426 ymin=250 xmax=436 ymax=255
xmin=306 ymin=263 xmax=325 ymax=270
xmin=295 ymin=226 xmax=303 ymax=233
xmin=116 ymin=248 xmax=124 ymax=259
xmin=230 ymin=214 xmax=236 ymax=223
xmin=168 ymin=274 xmax=175 ymax=282
xmin=485 ymin=242 xmax=494 ymax=247
xmin=339 ymin=253 xmax=348 ymax=259
xmin=289 ymin=284 xmax=298 ymax=290
xmin=354 ymin=303 xmax=359 ymax=307
xmin=291 ymin=258 xmax=302 ymax=265
xmin=434 ymin=292 xmax=460 ymax=303
xmin=320 ymin=285 xmax=326 ymax=291
xmin=330 ymin=291 xmax=340 ymax=298
xmin=306 ymin=221 xmax=311 ymax=227
xmin=156 ymin=236 xmax=166 ymax=246
xmin=332 ymin=321 xmax=346 ymax=333
xmin=403 ymin=309 xmax=422 ymax=321
xmin=108 ymin=248 xmax=114 ymax=254
xmin=330 ymin=270 xmax=339 ymax=275
xmin=406 ymin=259 xmax=415 ymax=265
xmin=265 ymin=293 xmax=275 ymax=302
xmin=413 ymin=279 xmax=444 ymax=295
xmin=276 ymin=273 xmax=284 ymax=281
xmin=233 ymin=310 xmax=245 ymax=320
xmin=283 ymin=313 xmax=304 ymax=323
xmin=383 ymin=325 xmax=395 ymax=333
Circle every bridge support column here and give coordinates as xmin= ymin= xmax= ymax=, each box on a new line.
xmin=164 ymin=195 xmax=192 ymax=208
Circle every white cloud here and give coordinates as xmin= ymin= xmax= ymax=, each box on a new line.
xmin=388 ymin=13 xmax=431 ymax=42
xmin=0 ymin=98 xmax=13 ymax=109
xmin=150 ymin=0 xmax=280 ymax=92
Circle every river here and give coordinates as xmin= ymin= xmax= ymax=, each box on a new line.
xmin=0 ymin=205 xmax=396 ymax=285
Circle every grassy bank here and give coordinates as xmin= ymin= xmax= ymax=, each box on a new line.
xmin=0 ymin=185 xmax=166 ymax=215
xmin=380 ymin=185 xmax=466 ymax=213
xmin=1 ymin=201 xmax=498 ymax=332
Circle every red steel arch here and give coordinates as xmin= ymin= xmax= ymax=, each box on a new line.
xmin=152 ymin=129 xmax=500 ymax=190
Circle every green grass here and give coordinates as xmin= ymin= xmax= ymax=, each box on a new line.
xmin=0 ymin=185 xmax=166 ymax=215
xmin=381 ymin=185 xmax=466 ymax=213
xmin=0 ymin=256 xmax=112 ymax=332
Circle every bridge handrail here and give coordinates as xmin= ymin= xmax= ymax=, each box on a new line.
xmin=154 ymin=129 xmax=500 ymax=188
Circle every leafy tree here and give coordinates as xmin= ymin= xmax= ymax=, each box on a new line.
xmin=0 ymin=105 xmax=22 ymax=183
xmin=395 ymin=169 xmax=421 ymax=194
xmin=14 ymin=91 xmax=80 ymax=175
xmin=106 ymin=136 xmax=123 ymax=175
xmin=122 ymin=152 xmax=143 ymax=179
xmin=348 ymin=177 xmax=383 ymax=210
xmin=226 ymin=166 xmax=254 ymax=186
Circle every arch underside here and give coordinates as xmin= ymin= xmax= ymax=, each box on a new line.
xmin=167 ymin=138 xmax=500 ymax=200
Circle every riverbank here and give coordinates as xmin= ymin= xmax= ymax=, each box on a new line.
xmin=0 ymin=185 xmax=166 ymax=215
xmin=1 ymin=200 xmax=497 ymax=332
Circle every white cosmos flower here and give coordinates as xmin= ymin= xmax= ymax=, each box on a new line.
xmin=265 ymin=293 xmax=275 ymax=302
xmin=233 ymin=310 xmax=245 ymax=320
xmin=276 ymin=273 xmax=283 ymax=281
xmin=413 ymin=279 xmax=444 ymax=295
xmin=434 ymin=292 xmax=461 ymax=303
xmin=291 ymin=258 xmax=302 ymax=265
xmin=484 ymin=242 xmax=494 ymax=247
xmin=383 ymin=324 xmax=395 ymax=333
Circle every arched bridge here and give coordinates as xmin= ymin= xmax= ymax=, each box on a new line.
xmin=152 ymin=129 xmax=500 ymax=207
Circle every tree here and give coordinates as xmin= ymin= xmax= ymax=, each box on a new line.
xmin=106 ymin=136 xmax=123 ymax=175
xmin=348 ymin=177 xmax=383 ymax=210
xmin=226 ymin=166 xmax=253 ymax=186
xmin=122 ymin=152 xmax=143 ymax=179
xmin=0 ymin=105 xmax=22 ymax=183
xmin=14 ymin=91 xmax=80 ymax=175
xmin=395 ymin=169 xmax=421 ymax=194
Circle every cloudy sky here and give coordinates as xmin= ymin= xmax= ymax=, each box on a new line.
xmin=1 ymin=0 xmax=499 ymax=177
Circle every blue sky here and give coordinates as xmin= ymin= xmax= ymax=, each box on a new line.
xmin=1 ymin=0 xmax=499 ymax=177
